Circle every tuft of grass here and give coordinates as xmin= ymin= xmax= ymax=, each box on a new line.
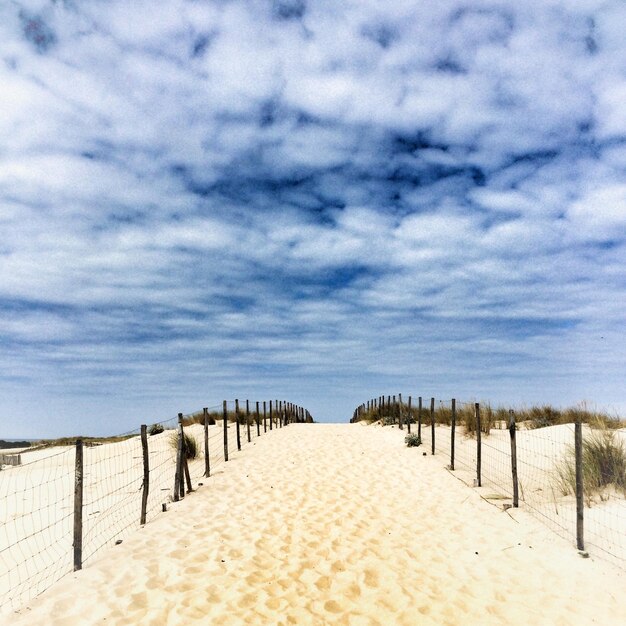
xmin=555 ymin=425 xmax=626 ymax=505
xmin=405 ymin=433 xmax=422 ymax=447
xmin=149 ymin=423 xmax=164 ymax=436
xmin=169 ymin=431 xmax=199 ymax=460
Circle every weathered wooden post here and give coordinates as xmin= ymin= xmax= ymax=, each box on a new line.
xmin=174 ymin=414 xmax=184 ymax=501
xmin=508 ymin=410 xmax=518 ymax=507
xmin=475 ymin=403 xmax=482 ymax=487
xmin=256 ymin=401 xmax=261 ymax=436
xmin=178 ymin=413 xmax=191 ymax=496
xmin=575 ymin=418 xmax=584 ymax=550
xmin=203 ymin=407 xmax=210 ymax=478
xmin=398 ymin=393 xmax=403 ymax=430
xmin=407 ymin=396 xmax=412 ymax=434
xmin=418 ymin=396 xmax=422 ymax=440
xmin=263 ymin=401 xmax=267 ymax=432
xmin=246 ymin=400 xmax=252 ymax=443
xmin=450 ymin=399 xmax=456 ymax=470
xmin=140 ymin=425 xmax=149 ymax=524
xmin=235 ymin=399 xmax=242 ymax=451
xmin=73 ymin=438 xmax=84 ymax=571
xmin=279 ymin=400 xmax=283 ymax=428
xmin=430 ymin=398 xmax=435 ymax=455
xmin=392 ymin=395 xmax=396 ymax=425
xmin=269 ymin=400 xmax=273 ymax=430
xmin=223 ymin=400 xmax=229 ymax=462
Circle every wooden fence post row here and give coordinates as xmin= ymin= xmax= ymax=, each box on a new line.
xmin=351 ymin=396 xmax=587 ymax=557
xmin=70 ymin=398 xmax=309 ymax=577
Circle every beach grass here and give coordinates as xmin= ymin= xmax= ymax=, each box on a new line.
xmin=356 ymin=401 xmax=623 ymax=436
xmin=555 ymin=423 xmax=626 ymax=505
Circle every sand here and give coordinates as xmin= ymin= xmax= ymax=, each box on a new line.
xmin=3 ymin=423 xmax=625 ymax=625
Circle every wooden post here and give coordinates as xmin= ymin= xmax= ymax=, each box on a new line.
xmin=575 ymin=419 xmax=584 ymax=550
xmin=407 ymin=396 xmax=412 ymax=434
xmin=263 ymin=401 xmax=267 ymax=432
xmin=235 ymin=399 xmax=241 ymax=451
xmin=246 ymin=400 xmax=251 ymax=443
xmin=174 ymin=415 xmax=184 ymax=500
xmin=450 ymin=399 xmax=456 ymax=471
xmin=140 ymin=425 xmax=149 ymax=525
xmin=392 ymin=395 xmax=396 ymax=424
xmin=398 ymin=393 xmax=403 ymax=430
xmin=73 ymin=439 xmax=84 ymax=571
xmin=256 ymin=401 xmax=261 ymax=436
xmin=430 ymin=397 xmax=435 ymax=455
xmin=203 ymin=407 xmax=210 ymax=478
xmin=178 ymin=414 xmax=186 ymax=497
xmin=418 ymin=396 xmax=422 ymax=440
xmin=269 ymin=401 xmax=273 ymax=430
xmin=508 ymin=410 xmax=518 ymax=507
xmin=183 ymin=447 xmax=193 ymax=495
xmin=279 ymin=400 xmax=283 ymax=428
xmin=223 ymin=401 xmax=229 ymax=462
xmin=475 ymin=403 xmax=481 ymax=487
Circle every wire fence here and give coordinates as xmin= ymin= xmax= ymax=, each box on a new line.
xmin=352 ymin=395 xmax=626 ymax=571
xmin=0 ymin=399 xmax=311 ymax=614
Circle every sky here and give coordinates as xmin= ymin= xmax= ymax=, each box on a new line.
xmin=1 ymin=0 xmax=625 ymax=437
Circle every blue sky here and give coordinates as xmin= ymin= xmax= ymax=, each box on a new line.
xmin=1 ymin=0 xmax=625 ymax=437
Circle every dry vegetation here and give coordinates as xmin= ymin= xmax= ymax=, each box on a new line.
xmin=555 ymin=423 xmax=626 ymax=505
xmin=25 ymin=434 xmax=137 ymax=451
xmin=355 ymin=400 xmax=624 ymax=436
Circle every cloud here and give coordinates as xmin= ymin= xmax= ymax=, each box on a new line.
xmin=0 ymin=0 xmax=625 ymax=435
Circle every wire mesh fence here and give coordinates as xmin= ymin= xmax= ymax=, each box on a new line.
xmin=0 ymin=398 xmax=309 ymax=614
xmin=352 ymin=394 xmax=626 ymax=571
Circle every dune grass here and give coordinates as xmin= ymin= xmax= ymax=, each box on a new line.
xmin=555 ymin=424 xmax=626 ymax=505
xmin=355 ymin=399 xmax=623 ymax=437
xmin=168 ymin=431 xmax=199 ymax=460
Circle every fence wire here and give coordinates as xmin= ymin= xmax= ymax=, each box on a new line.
xmin=355 ymin=394 xmax=626 ymax=571
xmin=0 ymin=398 xmax=302 ymax=614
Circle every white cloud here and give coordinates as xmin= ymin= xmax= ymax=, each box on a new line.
xmin=0 ymin=0 xmax=625 ymax=435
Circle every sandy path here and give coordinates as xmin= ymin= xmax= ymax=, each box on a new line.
xmin=5 ymin=424 xmax=624 ymax=625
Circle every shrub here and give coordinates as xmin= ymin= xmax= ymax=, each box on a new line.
xmin=149 ymin=423 xmax=164 ymax=436
xmin=555 ymin=426 xmax=626 ymax=505
xmin=169 ymin=431 xmax=199 ymax=459
xmin=405 ymin=433 xmax=422 ymax=447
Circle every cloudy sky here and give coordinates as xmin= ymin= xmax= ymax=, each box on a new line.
xmin=1 ymin=0 xmax=625 ymax=437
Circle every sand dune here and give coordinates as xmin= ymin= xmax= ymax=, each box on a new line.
xmin=3 ymin=423 xmax=625 ymax=625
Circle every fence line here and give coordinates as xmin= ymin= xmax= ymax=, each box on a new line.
xmin=0 ymin=399 xmax=312 ymax=614
xmin=351 ymin=394 xmax=626 ymax=571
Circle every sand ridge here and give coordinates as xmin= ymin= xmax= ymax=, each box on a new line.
xmin=5 ymin=423 xmax=624 ymax=625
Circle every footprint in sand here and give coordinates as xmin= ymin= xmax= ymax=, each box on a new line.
xmin=266 ymin=597 xmax=281 ymax=610
xmin=363 ymin=569 xmax=379 ymax=588
xmin=324 ymin=600 xmax=342 ymax=614
xmin=315 ymin=575 xmax=331 ymax=591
